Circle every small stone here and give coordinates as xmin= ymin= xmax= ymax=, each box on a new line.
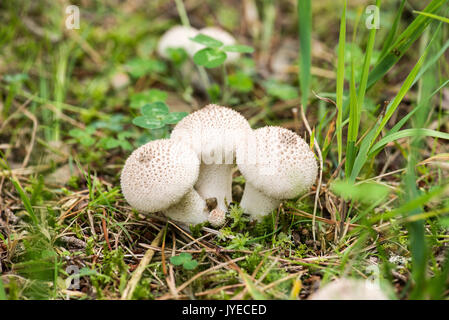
xmin=111 ymin=72 xmax=130 ymax=90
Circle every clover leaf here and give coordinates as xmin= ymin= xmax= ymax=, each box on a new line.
xmin=193 ymin=48 xmax=227 ymax=68
xmin=190 ymin=34 xmax=254 ymax=69
xmin=190 ymin=34 xmax=223 ymax=48
xmin=130 ymin=89 xmax=168 ymax=109
xmin=170 ymin=253 xmax=198 ymax=270
xmin=125 ymin=58 xmax=166 ymax=78
xmin=222 ymin=44 xmax=254 ymax=53
xmin=132 ymin=101 xmax=188 ymax=130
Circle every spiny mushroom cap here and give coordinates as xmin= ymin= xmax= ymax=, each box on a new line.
xmin=120 ymin=139 xmax=200 ymax=213
xmin=237 ymin=126 xmax=318 ymax=200
xmin=171 ymin=104 xmax=251 ymax=164
xmin=198 ymin=27 xmax=239 ymax=62
xmin=157 ymin=25 xmax=199 ymax=59
xmin=208 ymin=208 xmax=226 ymax=227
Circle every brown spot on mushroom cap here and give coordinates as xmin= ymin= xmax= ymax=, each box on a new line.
xmin=120 ymin=139 xmax=199 ymax=213
xmin=237 ymin=126 xmax=318 ymax=200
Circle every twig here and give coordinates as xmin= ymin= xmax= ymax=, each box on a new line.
xmin=121 ymin=228 xmax=164 ymax=300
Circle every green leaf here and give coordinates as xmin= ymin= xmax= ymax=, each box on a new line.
xmin=228 ymin=72 xmax=253 ymax=93
xmin=263 ymin=80 xmax=298 ymax=100
xmin=117 ymin=131 xmax=134 ymax=140
xmin=102 ymin=137 xmax=121 ymax=149
xmin=118 ymin=140 xmax=133 ymax=151
xmin=69 ymin=129 xmax=96 ymax=147
xmin=163 ymin=112 xmax=188 ymax=125
xmin=193 ymin=48 xmax=227 ymax=68
xmin=170 ymin=253 xmax=192 ymax=265
xmin=132 ymin=116 xmax=165 ymax=129
xmin=167 ymin=48 xmax=188 ymax=65
xmin=182 ymin=259 xmax=198 ymax=270
xmin=4 ymin=73 xmax=29 ymax=83
xmin=190 ymin=33 xmax=223 ymax=48
xmin=331 ymin=180 xmax=390 ymax=204
xmin=141 ymin=101 xmax=169 ymax=118
xmin=130 ymin=89 xmax=168 ymax=108
xmin=125 ymin=58 xmax=166 ymax=78
xmin=170 ymin=253 xmax=198 ymax=270
xmin=222 ymin=44 xmax=254 ymax=53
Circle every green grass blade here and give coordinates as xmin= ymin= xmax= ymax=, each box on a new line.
xmin=378 ymin=0 xmax=406 ymax=62
xmin=297 ymin=0 xmax=312 ymax=109
xmin=357 ymin=0 xmax=380 ymax=110
xmin=0 ymin=278 xmax=6 ymax=300
xmin=336 ymin=0 xmax=347 ymax=164
xmin=413 ymin=10 xmax=449 ymax=24
xmin=367 ymin=0 xmax=446 ymax=88
xmin=370 ymin=50 xmax=428 ymax=148
xmin=369 ymin=128 xmax=449 ymax=155
xmin=385 ymin=79 xmax=449 ymax=137
xmin=349 ymin=119 xmax=379 ymax=183
xmin=345 ymin=60 xmax=358 ymax=177
xmin=11 ymin=178 xmax=38 ymax=225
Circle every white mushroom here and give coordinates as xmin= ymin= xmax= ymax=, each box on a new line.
xmin=308 ymin=278 xmax=389 ymax=300
xmin=236 ymin=126 xmax=318 ymax=220
xmin=120 ymin=139 xmax=208 ymax=225
xmin=171 ymin=104 xmax=251 ymax=212
xmin=208 ymin=208 xmax=226 ymax=227
xmin=157 ymin=25 xmax=199 ymax=59
xmin=196 ymin=27 xmax=240 ymax=63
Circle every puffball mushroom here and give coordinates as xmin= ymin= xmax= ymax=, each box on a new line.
xmin=171 ymin=104 xmax=251 ymax=212
xmin=157 ymin=25 xmax=199 ymax=59
xmin=120 ymin=139 xmax=209 ymax=225
xmin=308 ymin=278 xmax=388 ymax=300
xmin=237 ymin=126 xmax=318 ymax=220
xmin=157 ymin=25 xmax=241 ymax=63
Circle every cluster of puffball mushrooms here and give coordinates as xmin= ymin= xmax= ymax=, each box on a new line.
xmin=121 ymin=25 xmax=317 ymax=227
xmin=121 ymin=104 xmax=318 ymax=227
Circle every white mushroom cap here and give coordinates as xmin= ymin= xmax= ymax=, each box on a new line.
xmin=208 ymin=208 xmax=226 ymax=227
xmin=120 ymin=139 xmax=199 ymax=213
xmin=195 ymin=27 xmax=240 ymax=63
xmin=172 ymin=104 xmax=251 ymax=163
xmin=157 ymin=25 xmax=199 ymax=59
xmin=237 ymin=126 xmax=317 ymax=219
xmin=308 ymin=278 xmax=389 ymax=300
xmin=238 ymin=126 xmax=317 ymax=200
xmin=171 ymin=104 xmax=251 ymax=211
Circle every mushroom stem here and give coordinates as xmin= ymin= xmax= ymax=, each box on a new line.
xmin=164 ymin=189 xmax=209 ymax=225
xmin=239 ymin=182 xmax=280 ymax=220
xmin=195 ymin=163 xmax=233 ymax=212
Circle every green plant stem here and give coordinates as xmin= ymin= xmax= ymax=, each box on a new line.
xmin=174 ymin=0 xmax=190 ymax=27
